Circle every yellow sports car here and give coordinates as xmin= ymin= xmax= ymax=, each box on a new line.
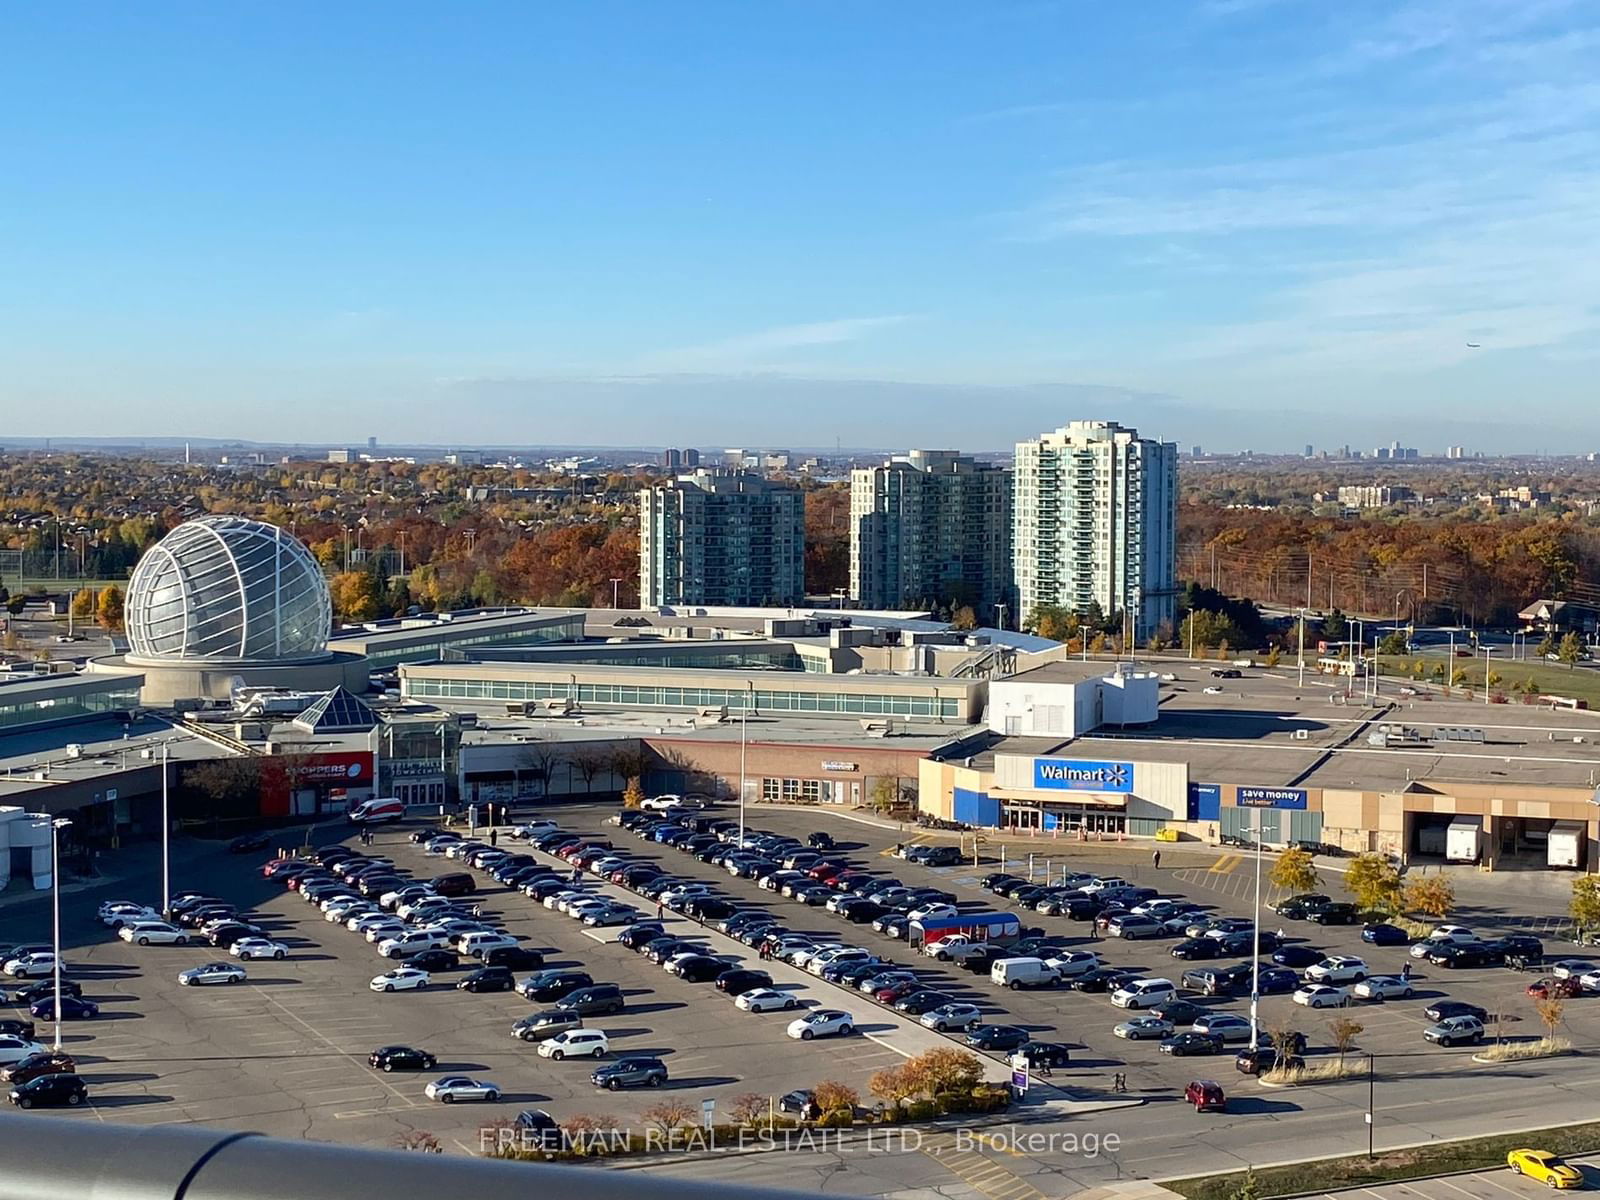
xmin=1508 ymin=1149 xmax=1585 ymax=1189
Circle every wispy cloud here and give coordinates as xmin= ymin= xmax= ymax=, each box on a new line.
xmin=647 ymin=315 xmax=917 ymax=367
xmin=1003 ymin=0 xmax=1600 ymax=373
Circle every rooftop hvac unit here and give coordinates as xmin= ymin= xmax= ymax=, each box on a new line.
xmin=139 ymin=748 xmax=155 ymax=760
xmin=1292 ymin=729 xmax=1309 ymax=741
xmin=65 ymin=744 xmax=83 ymax=760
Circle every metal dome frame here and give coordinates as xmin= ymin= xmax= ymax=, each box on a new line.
xmin=125 ymin=517 xmax=332 ymax=663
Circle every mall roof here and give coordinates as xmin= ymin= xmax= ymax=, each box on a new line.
xmin=0 ymin=717 xmax=234 ymax=799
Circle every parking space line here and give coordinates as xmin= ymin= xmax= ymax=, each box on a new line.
xmin=257 ymin=993 xmax=416 ymax=1108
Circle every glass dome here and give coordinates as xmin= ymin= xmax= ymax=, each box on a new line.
xmin=125 ymin=517 xmax=332 ymax=662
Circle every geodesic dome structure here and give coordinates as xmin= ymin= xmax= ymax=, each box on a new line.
xmin=125 ymin=517 xmax=332 ymax=662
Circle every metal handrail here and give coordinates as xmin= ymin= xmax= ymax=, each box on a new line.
xmin=0 ymin=1113 xmax=820 ymax=1200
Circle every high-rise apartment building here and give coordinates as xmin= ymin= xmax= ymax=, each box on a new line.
xmin=639 ymin=470 xmax=804 ymax=607
xmin=659 ymin=448 xmax=701 ymax=470
xmin=849 ymin=450 xmax=1013 ymax=618
xmin=1013 ymin=421 xmax=1178 ymax=642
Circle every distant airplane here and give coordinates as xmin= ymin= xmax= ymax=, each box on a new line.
xmin=1465 ymin=342 xmax=1481 ymax=348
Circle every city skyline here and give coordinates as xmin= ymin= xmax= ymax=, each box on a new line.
xmin=5 ymin=1 xmax=1599 ymax=451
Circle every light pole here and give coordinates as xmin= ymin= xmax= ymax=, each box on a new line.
xmin=1483 ymin=646 xmax=1496 ymax=707
xmin=1296 ymin=606 xmax=1308 ymax=689
xmin=738 ymin=703 xmax=749 ymax=847
xmin=50 ymin=816 xmax=72 ymax=1050
xmin=160 ymin=741 xmax=172 ymax=919
xmin=1248 ymin=807 xmax=1263 ymax=1051
xmin=610 ymin=578 xmax=622 ymax=610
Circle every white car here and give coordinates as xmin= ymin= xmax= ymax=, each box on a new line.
xmin=658 ymin=885 xmax=712 ymax=908
xmin=118 ymin=921 xmax=189 ymax=947
xmin=0 ymin=1036 xmax=47 ymax=1066
xmin=1082 ymin=877 xmax=1129 ymax=895
xmin=230 ymin=938 xmax=288 ymax=961
xmin=640 ymin=794 xmax=684 ymax=812
xmin=1552 ymin=959 xmax=1597 ymax=980
xmin=1294 ymin=984 xmax=1351 ymax=1008
xmin=179 ymin=962 xmax=247 ymax=986
xmin=357 ymin=915 xmax=407 ymax=937
xmin=2 ymin=952 xmax=62 ymax=978
xmin=787 ymin=943 xmax=841 ymax=970
xmin=370 ymin=967 xmax=430 ymax=992
xmin=807 ymin=947 xmax=870 ymax=976
xmin=735 ymin=988 xmax=800 ymax=1013
xmin=1305 ymin=956 xmax=1368 ymax=984
xmin=544 ymin=890 xmax=586 ymax=911
xmin=1044 ymin=951 xmax=1102 ymax=979
xmin=98 ymin=901 xmax=159 ymax=928
xmin=1203 ymin=686 xmax=1225 ymax=695
xmin=325 ymin=900 xmax=374 ymax=923
xmin=397 ymin=897 xmax=446 ymax=920
xmin=1113 ymin=1016 xmax=1175 ymax=1040
xmin=583 ymin=905 xmax=638 ymax=927
xmin=512 ymin=821 xmax=559 ymax=839
xmin=537 ymin=1029 xmax=610 ymax=1060
xmin=378 ymin=931 xmax=449 ymax=958
xmin=907 ymin=904 xmax=959 ymax=923
xmin=425 ymin=1075 xmax=501 ymax=1102
xmin=920 ymin=1003 xmax=984 ymax=1032
xmin=564 ymin=898 xmax=610 ymax=920
xmin=1353 ymin=975 xmax=1414 ymax=1001
xmin=459 ymin=932 xmax=520 ymax=957
xmin=786 ymin=1009 xmax=855 ymax=1040
xmin=318 ymin=893 xmax=361 ymax=914
xmin=923 ymin=935 xmax=978 ymax=960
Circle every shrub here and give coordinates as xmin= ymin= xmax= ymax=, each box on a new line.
xmin=813 ymin=1079 xmax=860 ymax=1114
xmin=934 ymin=1089 xmax=971 ymax=1113
xmin=1474 ymin=1037 xmax=1572 ymax=1062
xmin=906 ymin=1098 xmax=940 ymax=1120
xmin=394 ymin=1130 xmax=443 ymax=1153
xmin=904 ymin=1047 xmax=984 ymax=1096
xmin=817 ymin=1108 xmax=854 ymax=1128
xmin=642 ymin=1099 xmax=695 ymax=1132
xmin=729 ymin=1092 xmax=767 ymax=1126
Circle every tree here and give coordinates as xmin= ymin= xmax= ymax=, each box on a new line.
xmin=621 ymin=777 xmax=645 ymax=810
xmin=1451 ymin=667 xmax=1469 ymax=687
xmin=329 ymin=570 xmax=382 ymax=622
xmin=1231 ymin=1167 xmax=1261 ymax=1200
xmin=1524 ymin=676 xmax=1541 ymax=697
xmin=96 ymin=584 xmax=125 ymax=632
xmin=1377 ymin=631 xmax=1408 ymax=656
xmin=1486 ymin=669 xmax=1502 ymax=691
xmin=1404 ymin=874 xmax=1455 ymax=920
xmin=1322 ymin=608 xmax=1347 ymax=641
xmin=519 ymin=744 xmax=559 ymax=798
xmin=1327 ymin=1015 xmax=1364 ymax=1064
xmin=868 ymin=1064 xmax=920 ymax=1106
xmin=950 ymin=605 xmax=977 ymax=632
xmin=812 ymin=1079 xmax=859 ymax=1115
xmin=1559 ymin=632 xmax=1584 ymax=670
xmin=70 ymin=588 xmax=96 ymax=619
xmin=1026 ymin=605 xmax=1077 ymax=643
xmin=1570 ymin=876 xmax=1600 ymax=938
xmin=870 ymin=776 xmax=900 ymax=814
xmin=1269 ymin=846 xmax=1320 ymax=894
xmin=1535 ymin=996 xmax=1565 ymax=1043
xmin=1265 ymin=646 xmax=1281 ymax=668
xmin=902 ymin=1047 xmax=983 ymax=1096
xmin=729 ymin=1092 xmax=767 ymax=1126
xmin=1088 ymin=632 xmax=1108 ymax=655
xmin=1268 ymin=1023 xmax=1303 ymax=1070
xmin=641 ymin=1099 xmax=695 ymax=1132
xmin=1346 ymin=854 xmax=1403 ymax=914
xmin=5 ymin=595 xmax=25 ymax=615
xmin=571 ymin=748 xmax=611 ymax=795
xmin=607 ymin=747 xmax=649 ymax=788
xmin=1537 ymin=633 xmax=1558 ymax=659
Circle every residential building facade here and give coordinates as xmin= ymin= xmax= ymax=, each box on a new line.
xmin=639 ymin=471 xmax=804 ymax=607
xmin=1013 ymin=421 xmax=1178 ymax=642
xmin=849 ymin=450 xmax=1013 ymax=618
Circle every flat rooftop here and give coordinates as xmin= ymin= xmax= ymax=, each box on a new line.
xmin=0 ymin=716 xmax=233 ymax=798
xmin=948 ymin=663 xmax=1600 ymax=792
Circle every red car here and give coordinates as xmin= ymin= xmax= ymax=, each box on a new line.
xmin=1527 ymin=977 xmax=1583 ymax=999
xmin=1185 ymin=1080 xmax=1226 ymax=1112
xmin=808 ymin=863 xmax=845 ymax=883
xmin=875 ymin=980 xmax=919 ymax=1004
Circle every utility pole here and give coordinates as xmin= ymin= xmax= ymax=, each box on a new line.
xmin=610 ymin=578 xmax=622 ymax=610
xmin=1296 ymin=606 xmax=1307 ymax=688
xmin=1483 ymin=646 xmax=1495 ymax=707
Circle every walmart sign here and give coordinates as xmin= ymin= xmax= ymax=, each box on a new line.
xmin=1032 ymin=758 xmax=1134 ymax=794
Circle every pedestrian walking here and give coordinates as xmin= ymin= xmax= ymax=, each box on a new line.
xmin=1152 ymin=849 xmax=1161 ymax=870
xmin=656 ymin=901 xmax=665 ymax=920
xmin=1401 ymin=961 xmax=1412 ymax=982
xmin=489 ymin=828 xmax=498 ymax=848
xmin=1113 ymin=1072 xmax=1126 ymax=1094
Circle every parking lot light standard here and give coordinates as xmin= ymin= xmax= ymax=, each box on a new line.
xmin=1249 ymin=810 xmax=1262 ymax=1050
xmin=161 ymin=740 xmax=171 ymax=920
xmin=51 ymin=816 xmax=72 ymax=1051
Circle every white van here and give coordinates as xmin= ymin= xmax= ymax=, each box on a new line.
xmin=348 ymin=797 xmax=405 ymax=825
xmin=1110 ymin=977 xmax=1178 ymax=1009
xmin=989 ymin=957 xmax=1061 ymax=991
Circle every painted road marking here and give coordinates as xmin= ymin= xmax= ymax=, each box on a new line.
xmin=1210 ymin=854 xmax=1243 ymax=874
xmin=922 ymin=1133 xmax=1046 ymax=1200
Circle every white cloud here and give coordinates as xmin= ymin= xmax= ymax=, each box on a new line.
xmin=647 ymin=315 xmax=917 ymax=367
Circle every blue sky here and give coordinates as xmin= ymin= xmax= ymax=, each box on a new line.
xmin=3 ymin=0 xmax=1597 ymax=451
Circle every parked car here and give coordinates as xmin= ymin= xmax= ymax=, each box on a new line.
xmin=424 ymin=1076 xmax=501 ymax=1102
xmin=591 ymin=1056 xmax=668 ymax=1090
xmin=1362 ymin=923 xmax=1412 ymax=947
xmin=786 ymin=1010 xmax=855 ymax=1041
xmin=1160 ymin=1032 xmax=1222 ymax=1056
xmin=8 ymin=1073 xmax=88 ymax=1109
xmin=1423 ymin=1015 xmax=1485 ymax=1046
xmin=964 ymin=1024 xmax=1029 ymax=1052
xmin=537 ymin=1029 xmax=611 ymax=1060
xmin=179 ymin=962 xmax=247 ymax=987
xmin=1353 ymin=975 xmax=1415 ymax=1001
xmin=458 ymin=966 xmax=517 ymax=993
xmin=1506 ymin=1149 xmax=1583 ymax=1189
xmin=735 ymin=988 xmax=801 ymax=1013
xmin=368 ymin=1045 xmax=437 ymax=1072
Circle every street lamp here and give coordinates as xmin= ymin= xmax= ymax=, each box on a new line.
xmin=160 ymin=741 xmax=172 ymax=919
xmin=738 ymin=701 xmax=749 ymax=848
xmin=1483 ymin=646 xmax=1496 ymax=707
xmin=1295 ymin=606 xmax=1309 ymax=689
xmin=50 ymin=816 xmax=72 ymax=1050
xmin=610 ymin=578 xmax=623 ymax=611
xmin=1248 ymin=808 xmax=1264 ymax=1051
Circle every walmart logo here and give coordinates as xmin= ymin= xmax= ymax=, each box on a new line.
xmin=1032 ymin=758 xmax=1134 ymax=793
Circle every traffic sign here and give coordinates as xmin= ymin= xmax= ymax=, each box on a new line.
xmin=1011 ymin=1069 xmax=1029 ymax=1093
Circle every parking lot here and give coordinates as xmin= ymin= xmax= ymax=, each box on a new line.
xmin=6 ymin=798 xmax=1599 ymax=1154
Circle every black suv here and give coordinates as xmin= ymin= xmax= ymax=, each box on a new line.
xmin=519 ymin=970 xmax=594 ymax=1002
xmin=714 ymin=968 xmax=772 ymax=996
xmin=555 ymin=984 xmax=626 ymax=1016
xmin=8 ymin=1073 xmax=88 ymax=1109
xmin=1308 ymin=902 xmax=1359 ymax=926
xmin=483 ymin=945 xmax=545 ymax=971
xmin=458 ymin=965 xmax=516 ymax=993
xmin=591 ymin=1056 xmax=668 ymax=1090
